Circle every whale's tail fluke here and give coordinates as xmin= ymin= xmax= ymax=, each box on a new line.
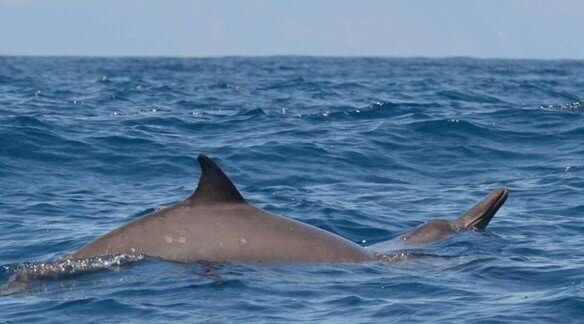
xmin=455 ymin=188 xmax=508 ymax=230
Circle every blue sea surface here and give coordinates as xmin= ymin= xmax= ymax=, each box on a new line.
xmin=0 ymin=56 xmax=583 ymax=323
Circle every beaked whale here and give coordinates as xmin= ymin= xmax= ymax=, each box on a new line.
xmin=69 ymin=155 xmax=508 ymax=263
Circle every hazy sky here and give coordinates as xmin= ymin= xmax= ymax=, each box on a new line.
xmin=1 ymin=0 xmax=583 ymax=59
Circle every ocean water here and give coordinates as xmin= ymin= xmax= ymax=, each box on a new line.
xmin=0 ymin=56 xmax=583 ymax=323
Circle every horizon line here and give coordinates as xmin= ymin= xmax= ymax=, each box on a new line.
xmin=1 ymin=53 xmax=583 ymax=62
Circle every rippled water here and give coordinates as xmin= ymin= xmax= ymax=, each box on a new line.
xmin=1 ymin=57 xmax=583 ymax=323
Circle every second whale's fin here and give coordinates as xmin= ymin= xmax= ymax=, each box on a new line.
xmin=372 ymin=187 xmax=509 ymax=248
xmin=188 ymin=155 xmax=247 ymax=205
xmin=455 ymin=188 xmax=508 ymax=230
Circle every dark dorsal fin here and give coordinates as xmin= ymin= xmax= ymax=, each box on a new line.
xmin=455 ymin=188 xmax=508 ymax=230
xmin=188 ymin=155 xmax=247 ymax=204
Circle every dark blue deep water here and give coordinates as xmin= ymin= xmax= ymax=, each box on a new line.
xmin=1 ymin=57 xmax=583 ymax=323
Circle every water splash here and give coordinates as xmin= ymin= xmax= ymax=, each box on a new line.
xmin=4 ymin=254 xmax=144 ymax=282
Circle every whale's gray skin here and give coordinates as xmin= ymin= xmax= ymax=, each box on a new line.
xmin=70 ymin=155 xmax=508 ymax=263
